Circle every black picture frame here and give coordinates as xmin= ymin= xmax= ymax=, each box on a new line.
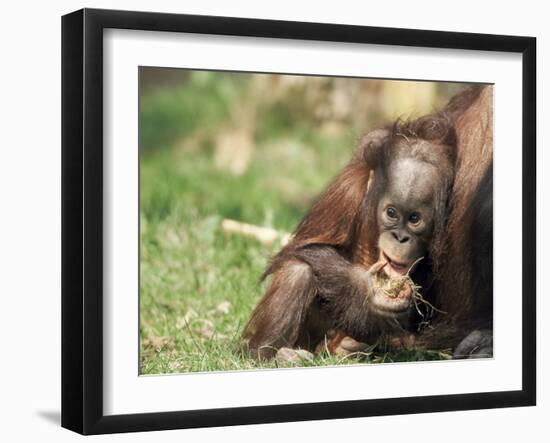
xmin=61 ymin=8 xmax=537 ymax=435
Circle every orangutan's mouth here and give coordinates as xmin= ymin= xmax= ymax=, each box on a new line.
xmin=381 ymin=251 xmax=412 ymax=277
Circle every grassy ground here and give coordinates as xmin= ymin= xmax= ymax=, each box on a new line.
xmin=139 ymin=142 xmax=451 ymax=374
xmin=139 ymin=71 xmax=453 ymax=374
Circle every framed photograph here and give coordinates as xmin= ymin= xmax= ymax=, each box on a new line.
xmin=61 ymin=8 xmax=536 ymax=435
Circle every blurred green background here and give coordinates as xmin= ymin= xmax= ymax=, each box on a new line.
xmin=139 ymin=68 xmax=468 ymax=374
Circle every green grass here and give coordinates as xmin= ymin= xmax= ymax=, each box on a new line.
xmin=139 ymin=132 xmax=352 ymax=374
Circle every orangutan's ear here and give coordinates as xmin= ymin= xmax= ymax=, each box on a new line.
xmin=356 ymin=128 xmax=390 ymax=167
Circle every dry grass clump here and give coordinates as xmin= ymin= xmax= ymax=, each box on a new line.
xmin=373 ymin=257 xmax=447 ymax=331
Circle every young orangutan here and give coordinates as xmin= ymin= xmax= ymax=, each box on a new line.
xmin=242 ymin=85 xmax=493 ymax=361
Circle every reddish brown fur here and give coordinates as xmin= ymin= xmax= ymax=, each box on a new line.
xmin=416 ymin=86 xmax=493 ymax=349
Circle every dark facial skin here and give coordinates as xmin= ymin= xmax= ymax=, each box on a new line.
xmin=376 ymin=156 xmax=439 ymax=279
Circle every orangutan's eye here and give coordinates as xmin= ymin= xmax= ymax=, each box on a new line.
xmin=386 ymin=207 xmax=398 ymax=219
xmin=409 ymin=213 xmax=421 ymax=225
